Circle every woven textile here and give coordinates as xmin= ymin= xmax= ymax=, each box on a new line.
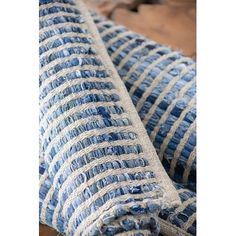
xmin=92 ymin=14 xmax=196 ymax=192
xmin=39 ymin=0 xmax=180 ymax=235
xmin=40 ymin=158 xmax=196 ymax=236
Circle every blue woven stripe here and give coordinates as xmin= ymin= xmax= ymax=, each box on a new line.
xmin=40 ymin=57 xmax=102 ymax=83
xmin=39 ymin=69 xmax=109 ymax=96
xmin=40 ymin=82 xmax=114 ymax=114
xmin=39 ymin=5 xmax=80 ymax=17
xmin=40 ymin=93 xmax=120 ymax=127
xmin=39 ymin=26 xmax=88 ymax=43
xmin=40 ymin=45 xmax=96 ymax=68
xmin=40 ymin=104 xmax=125 ymax=138
xmin=39 ymin=0 xmax=75 ymax=5
xmin=40 ymin=15 xmax=84 ymax=29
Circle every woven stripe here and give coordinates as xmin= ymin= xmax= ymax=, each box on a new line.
xmin=105 ymin=31 xmax=136 ymax=49
xmin=68 ymin=179 xmax=159 ymax=234
xmin=39 ymin=67 xmax=109 ymax=95
xmin=169 ymin=197 xmax=196 ymax=219
xmin=40 ymin=78 xmax=111 ymax=105
xmin=116 ymin=42 xmax=152 ymax=70
xmin=129 ymin=52 xmax=180 ymax=99
xmin=182 ymin=147 xmax=196 ymax=183
xmin=40 ymin=101 xmax=124 ymax=141
xmin=61 ymin=168 xmax=155 ymax=215
xmin=58 ymin=154 xmax=150 ymax=202
xmin=183 ymin=213 xmax=196 ymax=231
xmin=39 ymin=22 xmax=88 ymax=41
xmin=100 ymin=25 xmax=126 ymax=38
xmin=157 ymin=97 xmax=196 ymax=160
xmin=110 ymin=37 xmax=139 ymax=60
xmin=143 ymin=66 xmax=196 ymax=127
xmin=169 ymin=120 xmax=196 ymax=178
xmin=135 ymin=57 xmax=193 ymax=112
xmin=39 ymin=1 xmax=76 ymax=12
xmin=158 ymin=218 xmax=192 ymax=236
xmin=123 ymin=46 xmax=169 ymax=84
xmin=116 ymin=230 xmax=152 ymax=236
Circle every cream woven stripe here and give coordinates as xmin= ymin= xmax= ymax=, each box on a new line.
xmin=39 ymin=171 xmax=49 ymax=190
xmin=40 ymin=32 xmax=89 ymax=57
xmin=95 ymin=18 xmax=113 ymax=27
xmin=61 ymin=165 xmax=152 ymax=215
xmin=51 ymin=139 xmax=140 ymax=187
xmin=135 ymin=57 xmax=193 ymax=112
xmin=44 ymin=125 xmax=134 ymax=166
xmin=116 ymin=230 xmax=152 ymax=236
xmin=39 ymin=10 xmax=79 ymax=22
xmin=39 ymin=88 xmax=117 ymax=127
xmin=183 ymin=212 xmax=196 ymax=231
xmin=40 ymin=100 xmax=123 ymax=141
xmin=182 ymin=146 xmax=196 ymax=183
xmin=39 ymin=2 xmax=78 ymax=12
xmin=75 ymin=191 xmax=159 ymax=235
xmin=148 ymin=75 xmax=195 ymax=143
xmin=44 ymin=123 xmax=132 ymax=165
xmin=59 ymin=162 xmax=151 ymax=210
xmin=44 ymin=113 xmax=130 ymax=155
xmin=168 ymin=197 xmax=196 ymax=220
xmin=40 ymin=31 xmax=80 ymax=50
xmin=157 ymin=97 xmax=196 ymax=161
xmin=100 ymin=25 xmax=126 ymax=38
xmin=110 ymin=37 xmax=138 ymax=60
xmin=169 ymin=120 xmax=196 ymax=178
xmin=39 ymin=63 xmax=107 ymax=95
xmin=128 ymin=52 xmax=180 ymax=99
xmin=158 ymin=218 xmax=192 ymax=236
xmin=105 ymin=31 xmax=133 ymax=49
xmin=177 ymin=188 xmax=188 ymax=195
xmin=40 ymin=53 xmax=99 ymax=75
xmin=40 ymin=39 xmax=90 ymax=59
xmin=123 ymin=46 xmax=169 ymax=83
xmin=143 ymin=65 xmax=196 ymax=127
xmin=39 ymin=21 xmax=87 ymax=37
xmin=40 ymin=77 xmax=110 ymax=106
xmin=116 ymin=42 xmax=151 ymax=70
xmin=78 ymin=0 xmax=180 ymax=206
xmin=40 ymin=88 xmax=113 ymax=128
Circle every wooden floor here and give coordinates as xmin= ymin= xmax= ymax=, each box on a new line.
xmin=39 ymin=0 xmax=196 ymax=235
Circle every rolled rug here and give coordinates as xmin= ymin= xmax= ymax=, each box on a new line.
xmin=39 ymin=0 xmax=180 ymax=235
xmin=92 ymin=13 xmax=196 ymax=192
xmin=40 ymin=159 xmax=196 ymax=236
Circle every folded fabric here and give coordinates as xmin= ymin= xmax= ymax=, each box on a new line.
xmin=40 ymin=159 xmax=196 ymax=236
xmin=92 ymin=14 xmax=196 ymax=192
xmin=39 ymin=0 xmax=180 ymax=235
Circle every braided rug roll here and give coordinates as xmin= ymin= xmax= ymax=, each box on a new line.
xmin=92 ymin=14 xmax=196 ymax=192
xmin=39 ymin=0 xmax=180 ymax=235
